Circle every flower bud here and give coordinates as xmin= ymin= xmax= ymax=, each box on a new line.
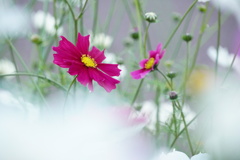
xmin=172 ymin=12 xmax=181 ymax=22
xmin=167 ymin=71 xmax=177 ymax=79
xmin=182 ymin=33 xmax=193 ymax=42
xmin=169 ymin=91 xmax=178 ymax=100
xmin=31 ymin=34 xmax=42 ymax=44
xmin=144 ymin=12 xmax=157 ymax=23
xmin=198 ymin=4 xmax=207 ymax=13
xmin=130 ymin=27 xmax=139 ymax=40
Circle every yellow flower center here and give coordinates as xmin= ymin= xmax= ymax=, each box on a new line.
xmin=81 ymin=54 xmax=97 ymax=68
xmin=145 ymin=57 xmax=155 ymax=69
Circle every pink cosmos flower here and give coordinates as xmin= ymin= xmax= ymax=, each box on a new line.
xmin=130 ymin=43 xmax=165 ymax=79
xmin=52 ymin=33 xmax=121 ymax=92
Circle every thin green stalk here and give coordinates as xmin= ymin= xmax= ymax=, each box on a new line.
xmin=77 ymin=0 xmax=89 ymax=20
xmin=189 ymin=3 xmax=209 ymax=75
xmin=163 ymin=0 xmax=198 ymax=49
xmin=64 ymin=0 xmax=76 ymax=21
xmin=8 ymin=43 xmax=21 ymax=86
xmin=122 ymin=0 xmax=136 ymax=27
xmin=131 ymin=79 xmax=144 ymax=106
xmin=215 ymin=9 xmax=221 ymax=81
xmin=104 ymin=0 xmax=117 ymax=32
xmin=134 ymin=0 xmax=144 ymax=58
xmin=170 ymin=109 xmax=201 ymax=148
xmin=64 ymin=76 xmax=77 ymax=108
xmin=156 ymin=68 xmax=173 ymax=90
xmin=172 ymin=101 xmax=178 ymax=137
xmin=0 ymin=73 xmax=67 ymax=92
xmin=92 ymin=0 xmax=98 ymax=36
xmin=143 ymin=23 xmax=151 ymax=58
xmin=7 ymin=40 xmax=48 ymax=106
xmin=222 ymin=41 xmax=240 ymax=84
xmin=175 ymin=101 xmax=194 ymax=155
xmin=182 ymin=42 xmax=190 ymax=106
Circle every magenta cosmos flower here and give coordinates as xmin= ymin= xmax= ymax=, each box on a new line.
xmin=130 ymin=43 xmax=165 ymax=79
xmin=52 ymin=33 xmax=121 ymax=92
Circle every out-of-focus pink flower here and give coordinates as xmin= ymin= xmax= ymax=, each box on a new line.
xmin=130 ymin=43 xmax=165 ymax=79
xmin=52 ymin=33 xmax=121 ymax=92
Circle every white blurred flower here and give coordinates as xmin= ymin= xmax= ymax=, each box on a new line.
xmin=0 ymin=59 xmax=16 ymax=79
xmin=0 ymin=90 xmax=39 ymax=122
xmin=0 ymin=5 xmax=29 ymax=37
xmin=156 ymin=150 xmax=210 ymax=160
xmin=207 ymin=46 xmax=240 ymax=72
xmin=32 ymin=10 xmax=63 ymax=35
xmin=92 ymin=33 xmax=113 ymax=49
xmin=140 ymin=101 xmax=196 ymax=131
xmin=199 ymin=84 xmax=240 ymax=159
xmin=0 ymin=106 xmax=153 ymax=160
xmin=211 ymin=0 xmax=240 ymax=26
xmin=104 ymin=52 xmax=127 ymax=79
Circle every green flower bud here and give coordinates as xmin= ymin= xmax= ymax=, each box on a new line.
xmin=144 ymin=12 xmax=157 ymax=23
xmin=172 ymin=12 xmax=181 ymax=22
xmin=198 ymin=5 xmax=207 ymax=13
xmin=167 ymin=71 xmax=177 ymax=79
xmin=182 ymin=33 xmax=193 ymax=42
xmin=130 ymin=28 xmax=139 ymax=40
xmin=31 ymin=34 xmax=42 ymax=44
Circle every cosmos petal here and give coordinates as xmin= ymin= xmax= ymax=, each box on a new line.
xmin=97 ymin=64 xmax=121 ymax=76
xmin=130 ymin=69 xmax=151 ymax=79
xmin=88 ymin=46 xmax=106 ymax=63
xmin=76 ymin=33 xmax=90 ymax=55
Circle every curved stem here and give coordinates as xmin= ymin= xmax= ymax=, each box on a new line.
xmin=131 ymin=79 xmax=144 ymax=106
xmin=77 ymin=0 xmax=89 ymax=20
xmin=163 ymin=0 xmax=198 ymax=49
xmin=156 ymin=68 xmax=173 ymax=90
xmin=0 ymin=73 xmax=67 ymax=92
xmin=64 ymin=76 xmax=77 ymax=108
xmin=7 ymin=40 xmax=48 ymax=106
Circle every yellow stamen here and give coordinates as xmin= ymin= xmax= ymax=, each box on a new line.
xmin=81 ymin=54 xmax=97 ymax=68
xmin=145 ymin=57 xmax=155 ymax=69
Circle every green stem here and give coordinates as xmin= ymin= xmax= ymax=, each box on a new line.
xmin=92 ymin=0 xmax=98 ymax=36
xmin=170 ymin=109 xmax=201 ymax=148
xmin=143 ymin=23 xmax=151 ymax=58
xmin=163 ymin=0 xmax=198 ymax=49
xmin=182 ymin=42 xmax=190 ymax=106
xmin=222 ymin=41 xmax=240 ymax=84
xmin=189 ymin=3 xmax=209 ymax=75
xmin=156 ymin=68 xmax=173 ymax=90
xmin=175 ymin=101 xmax=194 ymax=155
xmin=0 ymin=73 xmax=67 ymax=92
xmin=131 ymin=78 xmax=144 ymax=106
xmin=8 ymin=43 xmax=21 ymax=86
xmin=134 ymin=0 xmax=144 ymax=58
xmin=7 ymin=40 xmax=48 ymax=106
xmin=104 ymin=0 xmax=117 ymax=33
xmin=77 ymin=0 xmax=89 ymax=20
xmin=122 ymin=0 xmax=136 ymax=27
xmin=64 ymin=76 xmax=77 ymax=108
xmin=215 ymin=9 xmax=221 ymax=81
